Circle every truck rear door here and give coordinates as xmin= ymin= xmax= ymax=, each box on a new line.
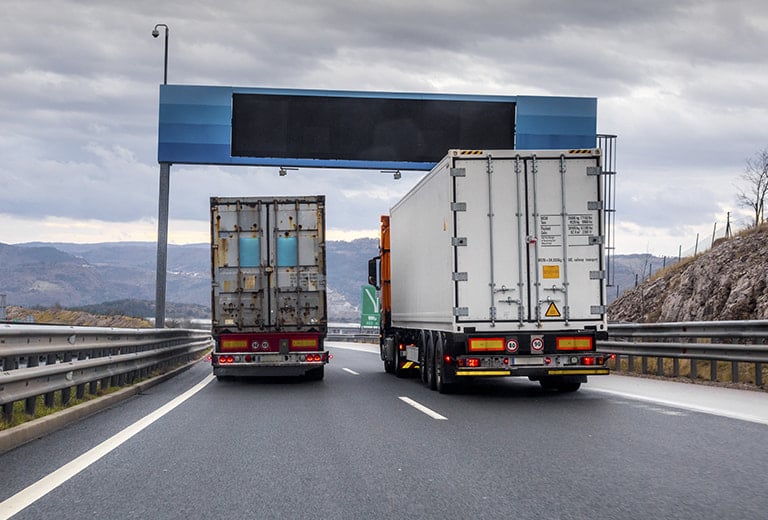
xmin=212 ymin=197 xmax=326 ymax=332
xmin=452 ymin=151 xmax=605 ymax=329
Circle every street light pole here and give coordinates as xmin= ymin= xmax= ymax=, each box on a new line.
xmin=152 ymin=23 xmax=170 ymax=327
xmin=152 ymin=24 xmax=169 ymax=85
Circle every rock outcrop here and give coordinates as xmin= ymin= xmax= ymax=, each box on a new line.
xmin=608 ymin=224 xmax=768 ymax=322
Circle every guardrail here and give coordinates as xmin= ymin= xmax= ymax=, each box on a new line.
xmin=0 ymin=324 xmax=212 ymax=423
xmin=598 ymin=321 xmax=768 ymax=387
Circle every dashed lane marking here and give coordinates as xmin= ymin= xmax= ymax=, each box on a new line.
xmin=398 ymin=396 xmax=448 ymax=420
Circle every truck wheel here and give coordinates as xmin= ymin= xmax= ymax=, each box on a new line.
xmin=434 ymin=335 xmax=453 ymax=394
xmin=425 ymin=332 xmax=437 ymax=390
xmin=556 ymin=382 xmax=581 ymax=392
xmin=539 ymin=377 xmax=580 ymax=393
xmin=419 ymin=330 xmax=428 ymax=384
xmin=306 ymin=366 xmax=325 ymax=381
xmin=384 ymin=359 xmax=395 ymax=374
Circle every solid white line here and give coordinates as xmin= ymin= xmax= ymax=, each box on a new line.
xmin=342 ymin=368 xmax=360 ymax=376
xmin=0 ymin=374 xmax=216 ymax=520
xmin=399 ymin=396 xmax=447 ymax=420
xmin=588 ymin=387 xmax=768 ymax=427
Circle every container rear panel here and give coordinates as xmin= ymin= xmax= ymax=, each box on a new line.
xmin=211 ymin=196 xmax=327 ymax=333
xmin=453 ymin=151 xmax=605 ymax=331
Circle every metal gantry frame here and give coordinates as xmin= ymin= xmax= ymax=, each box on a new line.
xmin=597 ymin=134 xmax=617 ymax=292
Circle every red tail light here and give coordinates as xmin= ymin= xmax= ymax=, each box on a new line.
xmin=466 ymin=358 xmax=481 ymax=368
xmin=582 ymin=357 xmax=595 ymax=365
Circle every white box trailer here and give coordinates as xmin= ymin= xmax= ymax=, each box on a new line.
xmin=371 ymin=149 xmax=610 ymax=392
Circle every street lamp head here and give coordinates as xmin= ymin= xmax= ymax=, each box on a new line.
xmin=152 ymin=23 xmax=169 ymax=85
xmin=152 ymin=23 xmax=168 ymax=37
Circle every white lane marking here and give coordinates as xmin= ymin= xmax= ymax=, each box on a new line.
xmin=342 ymin=368 xmax=360 ymax=376
xmin=399 ymin=396 xmax=447 ymax=420
xmin=590 ymin=387 xmax=768 ymax=426
xmin=0 ymin=374 xmax=216 ymax=520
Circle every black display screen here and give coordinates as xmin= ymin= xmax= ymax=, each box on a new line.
xmin=231 ymin=94 xmax=515 ymax=163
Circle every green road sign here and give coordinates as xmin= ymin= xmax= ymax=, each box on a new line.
xmin=361 ymin=285 xmax=380 ymax=328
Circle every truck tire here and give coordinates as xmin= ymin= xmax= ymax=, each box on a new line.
xmin=307 ymin=366 xmax=325 ymax=381
xmin=539 ymin=376 xmax=581 ymax=393
xmin=425 ymin=332 xmax=437 ymax=390
xmin=557 ymin=382 xmax=581 ymax=392
xmin=383 ymin=335 xmax=395 ymax=374
xmin=419 ymin=330 xmax=429 ymax=385
xmin=434 ymin=334 xmax=453 ymax=394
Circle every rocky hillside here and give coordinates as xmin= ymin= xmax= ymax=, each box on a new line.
xmin=5 ymin=305 xmax=151 ymax=328
xmin=608 ymin=224 xmax=768 ymax=322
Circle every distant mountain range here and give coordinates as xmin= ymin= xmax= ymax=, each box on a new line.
xmin=0 ymin=239 xmax=668 ymax=320
xmin=0 ymin=240 xmax=378 ymax=321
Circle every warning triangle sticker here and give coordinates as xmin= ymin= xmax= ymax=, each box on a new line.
xmin=545 ymin=302 xmax=561 ymax=318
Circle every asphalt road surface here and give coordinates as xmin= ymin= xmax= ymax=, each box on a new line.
xmin=1 ymin=342 xmax=767 ymax=519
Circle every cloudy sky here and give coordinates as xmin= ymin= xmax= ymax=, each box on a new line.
xmin=1 ymin=0 xmax=766 ymax=256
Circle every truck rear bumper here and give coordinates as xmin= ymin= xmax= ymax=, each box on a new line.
xmin=453 ymin=367 xmax=609 ymax=378
xmin=212 ymin=351 xmax=329 ymax=377
xmin=452 ymin=352 xmax=610 ymax=379
xmin=213 ymin=364 xmax=323 ymax=377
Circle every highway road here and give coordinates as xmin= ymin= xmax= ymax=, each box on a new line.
xmin=2 ymin=341 xmax=768 ymax=519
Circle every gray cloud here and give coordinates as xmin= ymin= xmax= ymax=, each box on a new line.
xmin=1 ymin=0 xmax=767 ymax=254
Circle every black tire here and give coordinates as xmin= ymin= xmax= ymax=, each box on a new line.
xmin=434 ymin=334 xmax=453 ymax=394
xmin=307 ymin=366 xmax=325 ymax=381
xmin=383 ymin=334 xmax=395 ymax=374
xmin=539 ymin=377 xmax=581 ymax=393
xmin=419 ymin=330 xmax=429 ymax=384
xmin=556 ymin=382 xmax=581 ymax=393
xmin=425 ymin=332 xmax=437 ymax=390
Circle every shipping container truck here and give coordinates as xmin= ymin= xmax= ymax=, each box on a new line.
xmin=369 ymin=149 xmax=610 ymax=393
xmin=210 ymin=196 xmax=329 ymax=380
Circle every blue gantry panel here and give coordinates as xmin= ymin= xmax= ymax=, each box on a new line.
xmin=157 ymin=85 xmax=597 ymax=169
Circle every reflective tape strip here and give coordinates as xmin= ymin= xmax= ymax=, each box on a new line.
xmin=548 ymin=369 xmax=609 ymax=375
xmin=455 ymin=370 xmax=510 ymax=377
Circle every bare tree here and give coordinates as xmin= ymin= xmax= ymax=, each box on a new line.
xmin=736 ymin=148 xmax=768 ymax=227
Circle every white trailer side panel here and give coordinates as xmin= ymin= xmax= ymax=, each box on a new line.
xmin=389 ymin=156 xmax=454 ymax=331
